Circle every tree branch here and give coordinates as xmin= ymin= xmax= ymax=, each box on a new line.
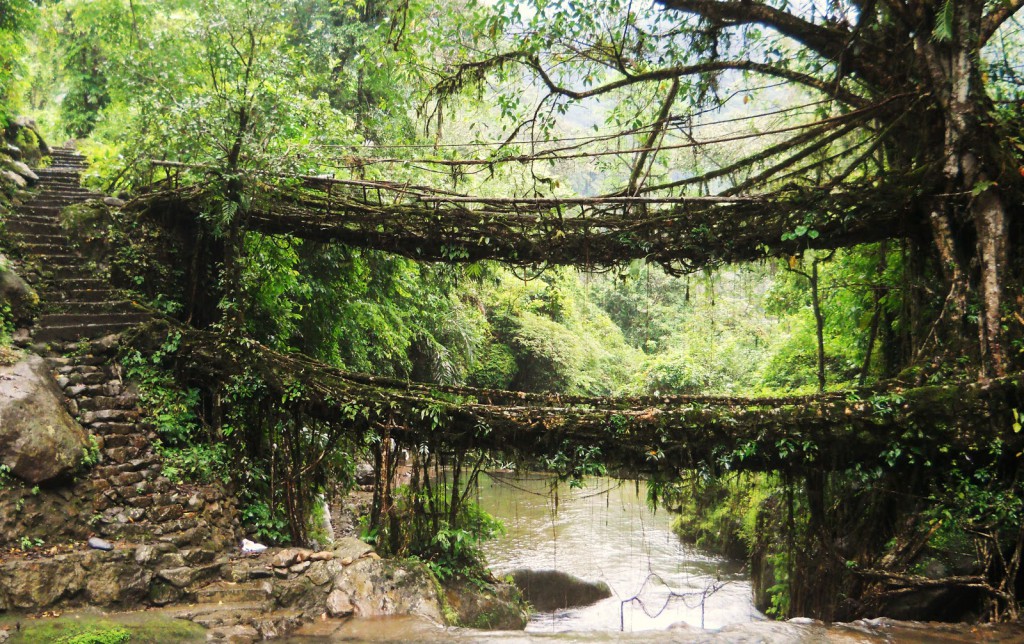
xmin=627 ymin=78 xmax=680 ymax=196
xmin=656 ymin=0 xmax=893 ymax=89
xmin=657 ymin=0 xmax=848 ymax=60
xmin=526 ymin=55 xmax=869 ymax=106
xmin=981 ymin=0 xmax=1024 ymax=45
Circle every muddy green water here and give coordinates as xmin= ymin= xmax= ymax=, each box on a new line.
xmin=292 ymin=473 xmax=1024 ymax=641
xmin=475 ymin=473 xmax=756 ymax=632
xmin=9 ymin=474 xmax=1022 ymax=642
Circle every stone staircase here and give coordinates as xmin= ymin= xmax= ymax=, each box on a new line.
xmin=0 ymin=149 xmax=276 ymax=638
xmin=1 ymin=147 xmax=236 ymax=549
xmin=5 ymin=148 xmax=148 ymax=343
xmin=170 ymin=576 xmax=306 ymax=641
xmin=0 ymin=148 xmax=379 ymax=641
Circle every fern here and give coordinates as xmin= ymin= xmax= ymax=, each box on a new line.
xmin=932 ymin=0 xmax=954 ymax=42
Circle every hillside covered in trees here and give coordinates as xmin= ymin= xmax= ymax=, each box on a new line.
xmin=1 ymin=0 xmax=1023 ymax=629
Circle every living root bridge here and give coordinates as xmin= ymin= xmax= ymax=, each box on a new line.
xmin=165 ymin=324 xmax=1024 ymax=476
xmin=137 ymin=169 xmax=921 ymax=272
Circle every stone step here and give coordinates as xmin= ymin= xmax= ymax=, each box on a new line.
xmin=98 ymin=432 xmax=143 ymax=448
xmin=21 ymin=203 xmax=68 ymax=213
xmin=47 ymin=149 xmax=84 ymax=157
xmin=113 ymin=459 xmax=162 ymax=477
xmin=41 ymin=277 xmax=110 ymax=291
xmin=38 ymin=311 xmax=149 ymax=327
xmin=37 ymin=188 xmax=85 ymax=195
xmin=28 ymin=190 xmax=96 ymax=200
xmin=65 ymin=382 xmax=119 ymax=398
xmin=31 ymin=184 xmax=92 ymax=192
xmin=36 ymin=167 xmax=81 ymax=174
xmin=170 ymin=601 xmax=270 ymax=628
xmin=55 ymin=363 xmax=105 ymax=374
xmin=202 ymin=608 xmax=305 ymax=642
xmin=89 ymin=422 xmax=141 ymax=436
xmin=41 ymin=288 xmax=123 ymax=303
xmin=147 ymin=503 xmax=185 ymax=523
xmin=41 ymin=168 xmax=85 ymax=175
xmin=47 ymin=300 xmax=138 ymax=315
xmin=46 ymin=155 xmax=84 ymax=163
xmin=44 ymin=157 xmax=84 ymax=163
xmin=31 ymin=179 xmax=84 ymax=188
xmin=74 ymin=335 xmax=124 ymax=355
xmin=77 ymin=394 xmax=139 ymax=412
xmin=18 ymin=242 xmax=70 ymax=256
xmin=57 ymin=370 xmax=111 ymax=385
xmin=195 ymin=581 xmax=274 ymax=606
xmin=3 ymin=219 xmax=63 ymax=235
xmin=31 ymin=189 xmax=94 ymax=197
xmin=8 ymin=233 xmax=69 ymax=246
xmin=25 ymin=196 xmax=94 ymax=207
xmin=37 ymin=177 xmax=84 ymax=184
xmin=10 ymin=212 xmax=60 ymax=225
xmin=39 ymin=265 xmax=101 ymax=281
xmin=33 ymin=254 xmax=82 ymax=267
xmin=49 ymin=354 xmax=108 ymax=367
xmin=81 ymin=408 xmax=141 ymax=424
xmin=34 ymin=320 xmax=142 ymax=343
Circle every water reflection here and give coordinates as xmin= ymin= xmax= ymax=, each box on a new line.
xmin=474 ymin=473 xmax=760 ymax=632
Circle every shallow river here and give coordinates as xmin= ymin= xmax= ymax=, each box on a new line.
xmin=15 ymin=472 xmax=1024 ymax=642
xmin=290 ymin=472 xmax=1024 ymax=641
xmin=476 ymin=472 xmax=757 ymax=632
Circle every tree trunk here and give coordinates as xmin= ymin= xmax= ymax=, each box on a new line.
xmin=916 ymin=2 xmax=1011 ymax=379
xmin=811 ymin=260 xmax=826 ymax=392
xmin=973 ymin=185 xmax=1010 ymax=378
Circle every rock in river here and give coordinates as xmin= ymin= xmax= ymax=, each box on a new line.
xmin=510 ymin=569 xmax=612 ymax=612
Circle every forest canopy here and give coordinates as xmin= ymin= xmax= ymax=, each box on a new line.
xmin=1 ymin=0 xmax=1023 ymax=621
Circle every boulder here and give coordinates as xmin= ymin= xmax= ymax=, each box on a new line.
xmin=0 ymin=555 xmax=85 ymax=610
xmin=443 ymin=576 xmax=529 ymax=629
xmin=355 ymin=462 xmax=374 ymax=485
xmin=3 ymin=158 xmax=38 ymax=184
xmin=8 ymin=116 xmax=50 ymax=155
xmin=332 ymin=536 xmax=374 ymax=562
xmin=84 ymin=556 xmax=152 ymax=605
xmin=510 ymin=569 xmax=612 ymax=612
xmin=0 ymin=256 xmax=38 ymax=325
xmin=1 ymin=169 xmax=26 ymax=189
xmin=332 ymin=557 xmax=444 ymax=623
xmin=0 ymin=355 xmax=90 ymax=483
xmin=325 ymin=588 xmax=355 ymax=617
xmin=272 ymin=547 xmax=313 ymax=568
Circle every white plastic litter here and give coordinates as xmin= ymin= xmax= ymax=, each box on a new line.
xmin=241 ymin=538 xmax=268 ymax=554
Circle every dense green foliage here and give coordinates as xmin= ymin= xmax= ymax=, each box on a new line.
xmin=0 ymin=0 xmax=35 ymax=125
xmin=5 ymin=0 xmax=1024 ymax=623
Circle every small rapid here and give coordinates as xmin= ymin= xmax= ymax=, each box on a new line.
xmin=476 ymin=473 xmax=759 ymax=632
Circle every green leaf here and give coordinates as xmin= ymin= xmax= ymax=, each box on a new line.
xmin=932 ymin=0 xmax=954 ymax=42
xmin=971 ymin=179 xmax=996 ymax=196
